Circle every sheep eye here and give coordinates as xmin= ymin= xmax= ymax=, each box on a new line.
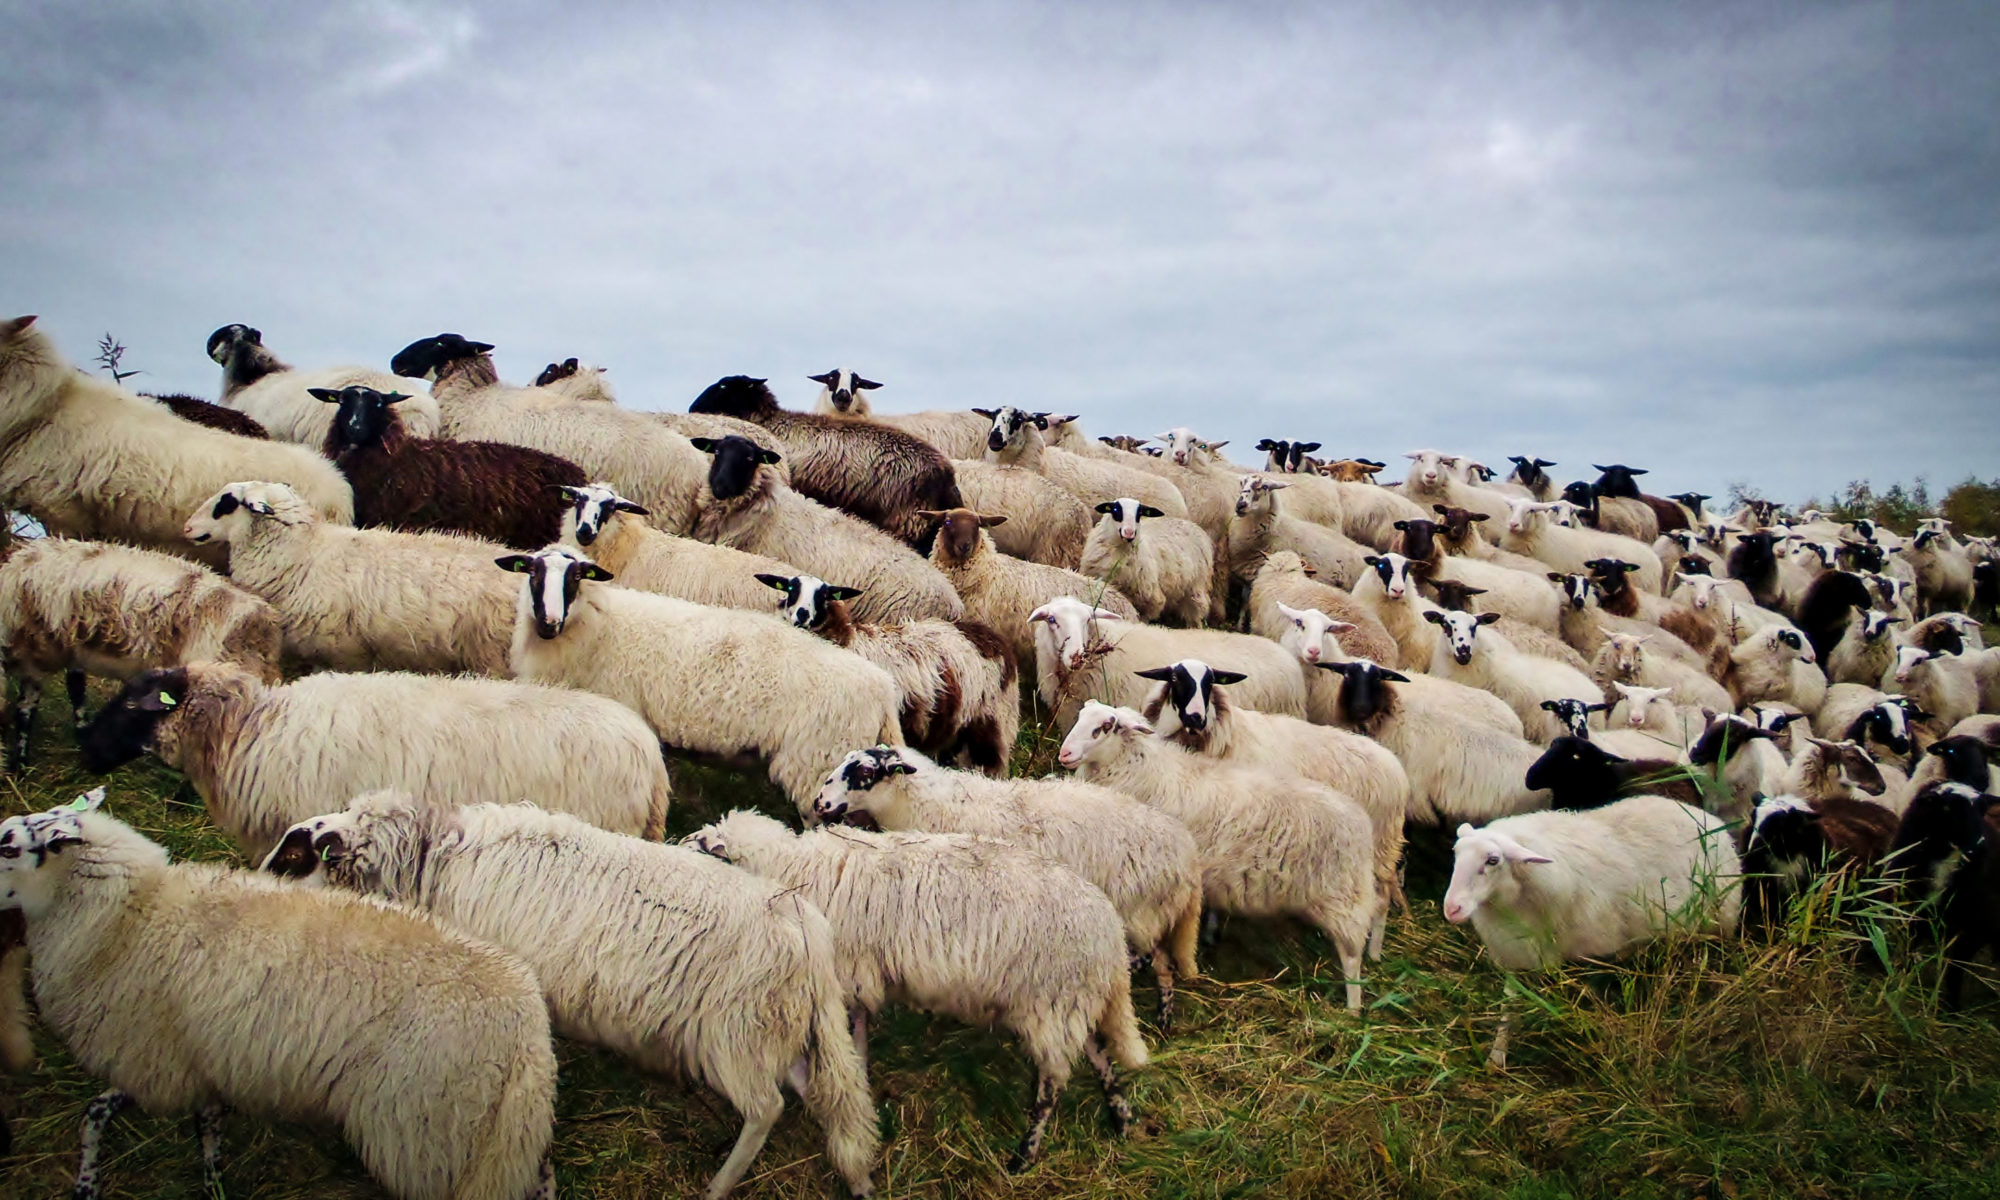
xmin=1485 ymin=854 xmax=1500 ymax=867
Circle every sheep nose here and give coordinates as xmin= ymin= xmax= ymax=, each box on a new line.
xmin=1304 ymin=647 xmax=1320 ymax=662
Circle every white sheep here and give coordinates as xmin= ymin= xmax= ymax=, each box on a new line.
xmin=1425 ymin=552 xmax=1563 ymax=633
xmin=1718 ymin=624 xmax=1821 ymax=713
xmin=1227 ymin=476 xmax=1369 ymax=590
xmin=392 ymin=333 xmax=710 ymax=533
xmin=1443 ymin=796 xmax=1740 ymax=1064
xmin=1352 ymin=552 xmax=1443 ymax=672
xmin=1899 ymin=526 xmax=1975 ymax=616
xmin=1401 ymin=449 xmax=1517 ymax=526
xmin=1032 ymin=595 xmax=1307 ymax=731
xmin=0 ymin=793 xmax=556 ymax=1200
xmin=691 ymin=436 xmax=965 ymax=624
xmin=1501 ymin=497 xmax=1665 ymax=594
xmin=685 ymin=809 xmax=1146 ymax=1171
xmin=1059 ymin=702 xmax=1378 ymax=1013
xmin=500 ymin=546 xmax=904 ymax=808
xmin=1598 ymin=682 xmax=1704 ymax=757
xmin=1425 ymin=609 xmax=1606 ymax=744
xmin=1827 ymin=608 xmax=1901 ymax=686
xmin=264 ymin=793 xmax=877 ymax=1200
xmin=1589 ymin=632 xmax=1734 ymax=713
xmin=206 ymin=322 xmax=441 ymax=447
xmin=923 ymin=508 xmax=1136 ymax=664
xmin=762 ymin=573 xmax=1019 ymax=775
xmin=808 ymin=745 xmax=1203 ymax=1027
xmin=0 ymin=318 xmax=352 ymax=567
xmin=951 ymin=458 xmax=1094 ymax=568
xmin=558 ymin=482 xmax=807 ymax=612
xmin=1081 ymin=498 xmax=1216 ymax=625
xmin=1137 ymin=659 xmax=1409 ymax=957
xmin=0 ymin=537 xmax=281 ymax=770
xmin=1131 ymin=427 xmax=1252 ymax=544
xmin=184 ymin=480 xmax=516 ymax=676
xmin=983 ymin=408 xmax=1191 ymax=519
xmin=1271 ymin=603 xmax=1525 ymax=737
xmin=1248 ymin=551 xmax=1400 ymax=667
xmin=78 ymin=661 xmax=671 ymax=859
xmin=1887 ymin=645 xmax=1981 ymax=734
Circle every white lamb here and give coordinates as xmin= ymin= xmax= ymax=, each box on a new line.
xmin=1425 ymin=609 xmax=1606 ymax=744
xmin=1031 ymin=595 xmax=1307 ymax=731
xmin=184 ymin=481 xmax=514 ymax=676
xmin=0 ymin=793 xmax=556 ymax=1200
xmin=1401 ymin=449 xmax=1517 ymax=526
xmin=686 ymin=810 xmax=1146 ymax=1171
xmin=265 ymin=793 xmax=877 ymax=1200
xmin=1059 ymin=702 xmax=1378 ymax=1012
xmin=807 ymin=745 xmax=1203 ymax=1027
xmin=500 ymin=546 xmax=904 ymax=808
xmin=77 ymin=661 xmax=672 ymax=859
xmin=1081 ymin=497 xmax=1216 ymax=625
xmin=0 ymin=317 xmax=352 ymax=567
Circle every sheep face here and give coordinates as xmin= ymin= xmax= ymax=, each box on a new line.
xmin=1443 ymin=826 xmax=1552 ymax=925
xmin=1323 ymin=459 xmax=1384 ymax=483
xmin=262 ymin=791 xmax=421 ymax=890
xmin=1846 ymin=701 xmax=1914 ymax=758
xmin=1234 ymin=475 xmax=1286 ymax=517
xmin=1422 ymin=608 xmax=1497 ymax=665
xmin=1403 ymin=449 xmax=1455 ymax=489
xmin=690 ymin=434 xmax=783 ymax=502
xmin=1540 ymin=697 xmax=1606 ymax=739
xmin=310 ymin=385 xmax=412 ymax=454
xmin=1029 ymin=596 xmax=1124 ymax=673
xmin=1095 ymin=498 xmax=1163 ymax=542
xmin=1798 ymin=738 xmax=1887 ymax=797
xmin=923 ymin=507 xmax=1007 ymax=564
xmin=1274 ymin=602 xmax=1354 ymax=665
xmin=183 ymin=482 xmax=303 ymax=545
xmin=1768 ymin=627 xmax=1814 ymax=665
xmin=1585 ymin=559 xmax=1641 ymax=600
xmin=1745 ymin=797 xmax=1821 ymax=870
xmin=1590 ymin=464 xmax=1647 ymax=500
xmin=1134 ymin=659 xmax=1245 ymax=734
xmin=806 ymin=368 xmax=881 ymax=414
xmin=1254 ymin=439 xmax=1321 ymax=474
xmin=495 ymin=547 xmax=613 ymax=640
xmin=1552 ymin=572 xmax=1597 ymax=611
xmin=758 ymin=573 xmax=862 ymax=630
xmin=1506 ymin=456 xmax=1557 ymax=491
xmin=1924 ymin=737 xmax=1993 ymax=792
xmin=1891 ymin=644 xmax=1936 ymax=685
xmin=1600 ymin=633 xmax=1652 ymax=680
xmin=534 ymin=358 xmax=582 ymax=387
xmin=1319 ymin=659 xmax=1408 ymax=724
xmin=1686 ymin=715 xmax=1775 ymax=768
xmin=560 ymin=484 xmax=649 ymax=547
xmin=1055 ymin=701 xmax=1150 ymax=769
xmin=388 ymin=333 xmax=494 ymax=381
xmin=1609 ymin=683 xmax=1672 ymax=730
xmin=1156 ymin=427 xmax=1218 ymax=467
xmin=1363 ymin=553 xmax=1415 ymax=601
xmin=688 ymin=375 xmax=777 ymax=419
xmin=1677 ymin=555 xmax=1713 ymax=578
xmin=810 ymin=746 xmax=915 ymax=826
xmin=1427 ymin=579 xmax=1487 ymax=613
xmin=1523 ymin=736 xmax=1627 ymax=799
xmin=1393 ymin=518 xmax=1440 ymax=563
xmin=975 ymin=406 xmax=1045 ymax=455
xmin=1505 ymin=497 xmax=1549 ymax=535
xmin=204 ymin=323 xmax=261 ymax=365
xmin=0 ymin=790 xmax=104 ymax=916
xmin=1431 ymin=505 xmax=1489 ymax=545
xmin=78 ymin=669 xmax=191 ymax=773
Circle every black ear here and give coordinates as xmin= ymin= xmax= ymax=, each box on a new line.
xmin=758 ymin=448 xmax=783 ymax=465
xmin=494 ymin=554 xmax=535 ymax=573
xmin=579 ymin=564 xmax=614 ymax=582
xmin=807 ymin=371 xmax=838 ymax=385
xmin=1138 ymin=505 xmax=1165 ymax=518
xmin=1475 ymin=612 xmax=1502 ymax=625
xmin=1133 ymin=667 xmax=1177 ymax=681
xmin=1469 ymin=512 xmax=1489 ymax=522
xmin=754 ymin=573 xmax=795 ymax=592
xmin=308 ymin=387 xmax=342 ymax=402
xmin=1256 ymin=439 xmax=1279 ymax=450
xmin=1540 ymin=700 xmax=1563 ymax=711
xmin=1422 ymin=611 xmax=1447 ymax=625
xmin=971 ymin=407 xmax=998 ymax=419
xmin=1536 ymin=458 xmax=1556 ymax=467
xmin=1433 ymin=505 xmax=1451 ymax=516
xmin=884 ymin=758 xmax=916 ymax=774
xmin=828 ymin=585 xmax=865 ymax=601
xmin=1029 ymin=412 xmax=1051 ymax=429
xmin=854 ymin=376 xmax=882 ymax=390
xmin=1586 ymin=702 xmax=1611 ymax=713
xmin=381 ymin=392 xmax=410 ymax=404
xmin=1210 ymin=669 xmax=1248 ymax=686
xmin=615 ymin=500 xmax=650 ymax=515
xmin=1631 ymin=468 xmax=1649 ymax=475
xmin=1394 ymin=520 xmax=1410 ymax=530
xmin=1095 ymin=501 xmax=1119 ymax=514
xmin=1296 ymin=442 xmax=1321 ymax=453
xmin=689 ymin=437 xmax=719 ymax=453
xmin=1377 ymin=668 xmax=1411 ymax=683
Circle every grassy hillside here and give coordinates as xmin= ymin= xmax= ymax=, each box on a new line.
xmin=3 ymin=687 xmax=1999 ymax=1199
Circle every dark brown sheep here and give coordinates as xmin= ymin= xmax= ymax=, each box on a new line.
xmin=143 ymin=392 xmax=269 ymax=439
xmin=315 ymin=385 xmax=584 ymax=550
xmin=690 ymin=375 xmax=963 ymax=548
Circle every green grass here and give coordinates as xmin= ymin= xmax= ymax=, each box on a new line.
xmin=5 ymin=683 xmax=2000 ymax=1199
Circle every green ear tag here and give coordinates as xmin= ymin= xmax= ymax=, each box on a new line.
xmin=159 ymin=692 xmax=178 ymax=708
xmin=63 ymin=796 xmax=91 ymax=813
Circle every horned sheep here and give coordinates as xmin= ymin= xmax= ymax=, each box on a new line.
xmin=265 ymin=793 xmax=877 ymax=1200
xmin=78 ymin=662 xmax=671 ymax=859
xmin=0 ymin=793 xmax=556 ymax=1200
xmin=686 ymin=809 xmax=1147 ymax=1171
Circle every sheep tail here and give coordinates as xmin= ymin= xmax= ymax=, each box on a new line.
xmin=804 ymin=986 xmax=879 ymax=1195
xmin=451 ymin=1042 xmax=555 ymax=1200
xmin=644 ymin=769 xmax=673 ymax=842
xmin=1169 ymin=890 xmax=1202 ymax=981
xmin=1096 ymin=973 xmax=1149 ymax=1071
xmin=0 ymin=921 xmax=31 ymax=1073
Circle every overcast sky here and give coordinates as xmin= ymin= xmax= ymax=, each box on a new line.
xmin=6 ymin=0 xmax=1996 ymax=501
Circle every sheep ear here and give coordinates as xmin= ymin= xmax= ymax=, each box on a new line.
xmin=1455 ymin=822 xmax=1476 ymax=839
xmin=1505 ymin=844 xmax=1555 ymax=865
xmin=1327 ymin=620 xmax=1356 ymax=633
xmin=1422 ymin=611 xmax=1446 ymax=625
xmin=579 ymin=564 xmax=614 ymax=582
xmin=1469 ymin=512 xmax=1489 ymax=522
xmin=854 ymin=376 xmax=883 ymax=390
xmin=1433 ymin=505 xmax=1450 ymax=516
xmin=494 ymin=555 xmax=535 ymax=573
xmin=757 ymin=448 xmax=783 ymax=465
xmin=1547 ymin=573 xmax=1565 ymax=583
xmin=1393 ymin=520 xmax=1409 ymax=531
xmin=1255 ymin=439 xmax=1279 ymax=451
xmin=1379 ymin=668 xmax=1410 ymax=683
xmin=1586 ymin=702 xmax=1611 ymax=713
xmin=828 ymin=585 xmax=865 ymax=601
xmin=308 ymin=387 xmax=343 ymax=402
xmin=1296 ymin=442 xmax=1320 ymax=453
xmin=1094 ymin=501 xmax=1119 ymax=514
xmin=753 ymin=573 xmax=794 ymax=592
xmin=1 ymin=315 xmax=37 ymax=338
xmin=1365 ymin=555 xmax=1383 ymax=567
xmin=614 ymin=500 xmax=650 ymax=515
xmin=558 ymin=485 xmax=588 ymax=501
xmin=1133 ymin=667 xmax=1176 ymax=681
xmin=1539 ymin=700 xmax=1562 ymax=711
xmin=381 ymin=392 xmax=411 ymax=404
xmin=807 ymin=371 xmax=838 ymax=385
xmin=1210 ymin=669 xmax=1248 ymax=686
xmin=979 ymin=515 xmax=1008 ymax=528
xmin=1475 ymin=612 xmax=1502 ymax=625
xmin=971 ymin=408 xmax=998 ymax=419
xmin=914 ymin=510 xmax=945 ymax=523
xmin=1138 ymin=505 xmax=1165 ymax=518
xmin=688 ymin=437 xmax=719 ymax=453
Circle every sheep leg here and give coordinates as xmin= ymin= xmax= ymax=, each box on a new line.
xmin=1005 ymin=1074 xmax=1060 ymax=1173
xmin=193 ymin=1102 xmax=225 ymax=1193
xmin=786 ymin=1055 xmax=810 ymax=1100
xmin=8 ymin=675 xmax=40 ymax=774
xmin=1488 ymin=1010 xmax=1512 ymax=1070
xmin=1150 ymin=947 xmax=1176 ymax=1033
xmin=66 ymin=668 xmax=89 ymax=733
xmin=72 ymin=1088 xmax=132 ymax=1200
xmin=1082 ymin=1035 xmax=1134 ymax=1136
xmin=706 ymin=1095 xmax=781 ymax=1200
xmin=526 ymin=1158 xmax=556 ymax=1200
xmin=1198 ymin=908 xmax=1222 ymax=953
xmin=1367 ymin=904 xmax=1387 ymax=963
xmin=848 ymin=1006 xmax=869 ymax=1076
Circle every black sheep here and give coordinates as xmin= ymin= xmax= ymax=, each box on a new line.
xmin=314 ymin=385 xmax=585 ymax=550
xmin=1725 ymin=531 xmax=1783 ymax=608
xmin=1795 ymin=570 xmax=1876 ymax=666
xmin=1743 ymin=795 xmax=1901 ymax=930
xmin=143 ymin=392 xmax=269 ymax=439
xmin=1523 ymin=735 xmax=1705 ymax=811
xmin=1926 ymin=736 xmax=1994 ymax=792
xmin=690 ymin=375 xmax=962 ymax=549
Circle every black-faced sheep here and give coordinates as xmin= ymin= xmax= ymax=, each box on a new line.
xmin=206 ymin=322 xmax=440 ymax=447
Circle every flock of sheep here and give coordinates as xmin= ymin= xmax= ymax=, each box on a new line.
xmin=0 ymin=311 xmax=1997 ymax=1199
